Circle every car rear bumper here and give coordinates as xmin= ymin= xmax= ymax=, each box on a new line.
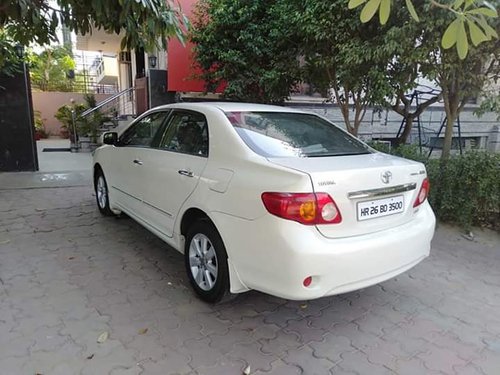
xmin=212 ymin=202 xmax=436 ymax=300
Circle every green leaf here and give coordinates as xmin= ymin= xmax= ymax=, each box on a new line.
xmin=360 ymin=0 xmax=382 ymax=23
xmin=477 ymin=16 xmax=499 ymax=39
xmin=467 ymin=7 xmax=498 ymax=17
xmin=379 ymin=0 xmax=391 ymax=25
xmin=467 ymin=19 xmax=488 ymax=46
xmin=405 ymin=0 xmax=419 ymax=22
xmin=348 ymin=0 xmax=367 ymax=10
xmin=456 ymin=19 xmax=468 ymax=59
xmin=441 ymin=18 xmax=460 ymax=49
xmin=453 ymin=0 xmax=465 ymax=9
xmin=463 ymin=0 xmax=475 ymax=10
xmin=482 ymin=1 xmax=498 ymax=12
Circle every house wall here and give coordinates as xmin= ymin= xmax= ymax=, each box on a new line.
xmin=32 ymin=92 xmax=112 ymax=136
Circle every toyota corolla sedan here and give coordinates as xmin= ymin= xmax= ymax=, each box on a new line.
xmin=93 ymin=102 xmax=435 ymax=303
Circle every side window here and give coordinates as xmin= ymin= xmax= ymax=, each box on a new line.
xmin=119 ymin=112 xmax=168 ymax=147
xmin=159 ymin=111 xmax=208 ymax=157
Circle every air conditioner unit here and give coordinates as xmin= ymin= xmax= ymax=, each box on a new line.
xmin=119 ymin=51 xmax=131 ymax=63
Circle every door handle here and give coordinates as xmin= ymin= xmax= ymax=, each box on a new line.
xmin=133 ymin=159 xmax=143 ymax=165
xmin=178 ymin=169 xmax=194 ymax=177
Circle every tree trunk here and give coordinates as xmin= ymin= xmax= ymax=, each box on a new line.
xmin=441 ymin=115 xmax=455 ymax=161
xmin=397 ymin=116 xmax=413 ymax=145
xmin=441 ymin=96 xmax=459 ymax=161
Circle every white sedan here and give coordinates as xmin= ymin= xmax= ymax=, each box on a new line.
xmin=93 ymin=102 xmax=435 ymax=303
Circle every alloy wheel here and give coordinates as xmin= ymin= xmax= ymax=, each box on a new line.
xmin=189 ymin=233 xmax=218 ymax=291
xmin=96 ymin=175 xmax=108 ymax=209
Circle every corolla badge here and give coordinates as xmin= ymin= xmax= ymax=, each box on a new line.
xmin=381 ymin=171 xmax=392 ymax=184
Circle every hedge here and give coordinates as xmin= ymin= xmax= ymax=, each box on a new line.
xmin=369 ymin=143 xmax=500 ymax=230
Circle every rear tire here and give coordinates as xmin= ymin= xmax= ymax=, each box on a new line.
xmin=94 ymin=169 xmax=114 ymax=216
xmin=184 ymin=220 xmax=230 ymax=303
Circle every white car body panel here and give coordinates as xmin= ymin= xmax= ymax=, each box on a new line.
xmin=93 ymin=102 xmax=436 ymax=300
xmin=269 ymin=153 xmax=428 ymax=238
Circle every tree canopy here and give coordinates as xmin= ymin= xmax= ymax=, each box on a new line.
xmin=0 ymin=0 xmax=188 ymax=53
xmin=295 ymin=0 xmax=398 ymax=135
xmin=0 ymin=28 xmax=21 ymax=76
xmin=348 ymin=0 xmax=498 ymax=60
xmin=191 ymin=0 xmax=303 ymax=104
xmin=27 ymin=46 xmax=76 ymax=91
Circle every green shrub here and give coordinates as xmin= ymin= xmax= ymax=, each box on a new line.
xmin=368 ymin=140 xmax=392 ymax=154
xmin=426 ymin=152 xmax=500 ymax=230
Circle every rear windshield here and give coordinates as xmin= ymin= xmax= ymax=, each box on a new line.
xmin=225 ymin=111 xmax=371 ymax=158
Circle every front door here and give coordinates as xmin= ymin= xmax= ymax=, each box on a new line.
xmin=110 ymin=111 xmax=169 ymax=217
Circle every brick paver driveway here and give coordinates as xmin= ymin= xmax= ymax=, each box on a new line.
xmin=1 ymin=186 xmax=499 ymax=375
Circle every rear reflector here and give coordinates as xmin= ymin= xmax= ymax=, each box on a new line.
xmin=413 ymin=178 xmax=430 ymax=207
xmin=261 ymin=192 xmax=342 ymax=225
xmin=303 ymin=276 xmax=312 ymax=287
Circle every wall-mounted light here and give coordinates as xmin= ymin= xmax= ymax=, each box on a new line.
xmin=148 ymin=55 xmax=157 ymax=69
xmin=15 ymin=44 xmax=24 ymax=59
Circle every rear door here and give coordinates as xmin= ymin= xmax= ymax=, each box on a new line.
xmin=139 ymin=110 xmax=209 ymax=237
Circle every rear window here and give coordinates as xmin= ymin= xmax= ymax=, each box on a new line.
xmin=226 ymin=111 xmax=371 ymax=158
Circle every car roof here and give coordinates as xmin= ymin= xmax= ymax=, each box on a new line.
xmin=151 ymin=102 xmax=307 ymax=114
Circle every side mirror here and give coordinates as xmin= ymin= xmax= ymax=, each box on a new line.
xmin=102 ymin=132 xmax=118 ymax=146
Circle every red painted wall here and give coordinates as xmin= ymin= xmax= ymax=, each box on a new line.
xmin=167 ymin=0 xmax=208 ymax=92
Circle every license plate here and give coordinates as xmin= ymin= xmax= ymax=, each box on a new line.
xmin=357 ymin=195 xmax=404 ymax=221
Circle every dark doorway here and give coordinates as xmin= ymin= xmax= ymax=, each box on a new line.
xmin=135 ymin=48 xmax=146 ymax=79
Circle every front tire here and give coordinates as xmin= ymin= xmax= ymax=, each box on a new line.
xmin=185 ymin=220 xmax=230 ymax=303
xmin=94 ymin=169 xmax=114 ymax=216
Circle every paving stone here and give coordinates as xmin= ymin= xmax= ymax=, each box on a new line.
xmin=259 ymin=329 xmax=302 ymax=357
xmin=337 ymin=350 xmax=395 ymax=375
xmin=253 ymin=358 xmax=303 ymax=375
xmin=138 ymin=348 xmax=193 ymax=375
xmin=381 ymin=325 xmax=430 ymax=357
xmin=330 ymin=322 xmax=383 ymax=352
xmin=283 ymin=345 xmax=335 ymax=374
xmin=353 ymin=311 xmax=396 ymax=337
xmin=184 ymin=337 xmax=224 ymax=369
xmin=285 ymin=318 xmax=328 ymax=344
xmin=471 ymin=349 xmax=500 ymax=375
xmin=417 ymin=344 xmax=468 ymax=373
xmin=263 ymin=305 xmax=302 ymax=328
xmin=392 ymin=357 xmax=440 ymax=375
xmin=309 ymin=334 xmax=356 ymax=363
xmin=207 ymin=327 xmax=254 ymax=355
xmin=453 ymin=363 xmax=487 ymax=375
xmin=226 ymin=341 xmax=276 ymax=372
xmin=431 ymin=331 xmax=483 ymax=362
xmin=193 ymin=356 xmax=246 ymax=375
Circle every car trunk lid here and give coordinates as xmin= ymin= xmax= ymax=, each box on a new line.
xmin=268 ymin=152 xmax=427 ymax=238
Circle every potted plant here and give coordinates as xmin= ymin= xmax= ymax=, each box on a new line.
xmin=34 ymin=110 xmax=48 ymax=140
xmin=55 ymin=101 xmax=86 ymax=149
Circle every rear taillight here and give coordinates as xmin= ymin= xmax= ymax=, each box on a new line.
xmin=413 ymin=178 xmax=430 ymax=207
xmin=261 ymin=192 xmax=342 ymax=225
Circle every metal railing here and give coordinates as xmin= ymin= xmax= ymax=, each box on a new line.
xmin=70 ymin=87 xmax=136 ymax=151
xmin=31 ymin=76 xmax=119 ymax=94
xmin=80 ymin=87 xmax=136 ymax=118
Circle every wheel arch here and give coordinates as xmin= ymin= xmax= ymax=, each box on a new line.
xmin=93 ymin=163 xmax=103 ymax=188
xmin=180 ymin=207 xmax=211 ymax=238
xmin=178 ymin=206 xmax=249 ymax=294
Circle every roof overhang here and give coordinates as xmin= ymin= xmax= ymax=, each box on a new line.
xmin=76 ymin=27 xmax=124 ymax=53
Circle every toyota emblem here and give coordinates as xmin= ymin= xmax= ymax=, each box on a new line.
xmin=381 ymin=171 xmax=392 ymax=184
